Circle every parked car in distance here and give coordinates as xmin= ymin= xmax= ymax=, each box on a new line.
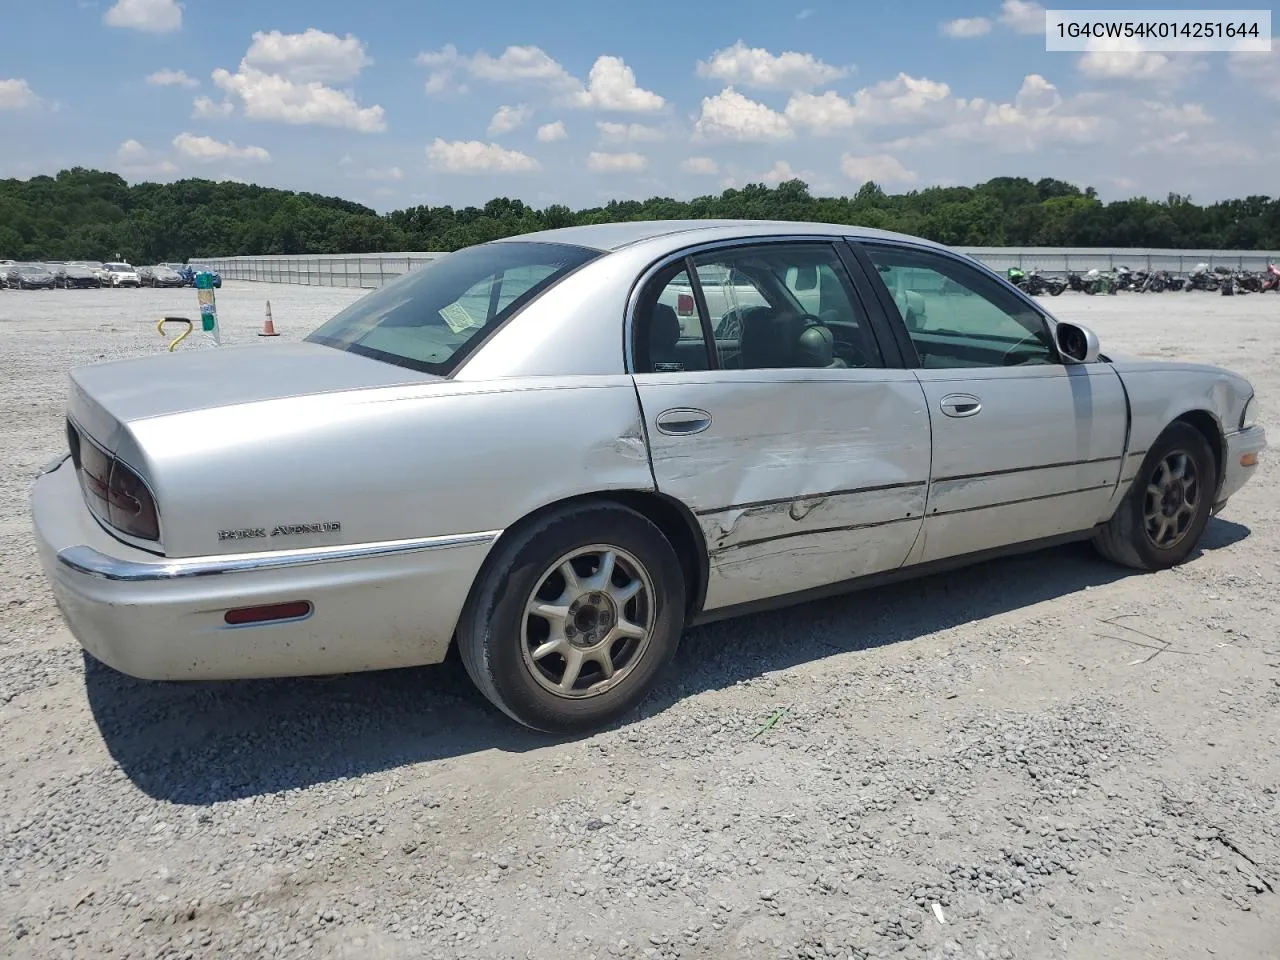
xmin=7 ymin=262 xmax=58 ymax=289
xmin=146 ymin=265 xmax=187 ymax=288
xmin=158 ymin=263 xmax=195 ymax=286
xmin=61 ymin=262 xmax=103 ymax=289
xmin=31 ymin=220 xmax=1266 ymax=734
xmin=187 ymin=264 xmax=221 ymax=287
xmin=103 ymin=262 xmax=140 ymax=288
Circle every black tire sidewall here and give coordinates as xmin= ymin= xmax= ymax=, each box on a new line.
xmin=467 ymin=504 xmax=686 ymax=733
xmin=1127 ymin=423 xmax=1217 ymax=568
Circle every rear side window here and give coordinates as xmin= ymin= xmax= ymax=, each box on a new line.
xmin=306 ymin=241 xmax=600 ymax=375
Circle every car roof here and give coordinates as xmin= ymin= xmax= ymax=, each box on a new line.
xmin=494 ymin=218 xmax=950 ymax=254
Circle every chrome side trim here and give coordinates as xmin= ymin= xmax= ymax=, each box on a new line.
xmin=56 ymin=530 xmax=503 ymax=582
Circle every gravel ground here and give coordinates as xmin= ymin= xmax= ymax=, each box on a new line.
xmin=1 ymin=283 xmax=1278 ymax=960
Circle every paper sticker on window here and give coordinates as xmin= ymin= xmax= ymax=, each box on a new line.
xmin=439 ymin=302 xmax=482 ymax=334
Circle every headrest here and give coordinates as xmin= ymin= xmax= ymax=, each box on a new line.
xmin=650 ymin=303 xmax=681 ymax=349
xmin=794 ymin=323 xmax=835 ymax=367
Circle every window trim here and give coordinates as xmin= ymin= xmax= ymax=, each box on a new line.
xmin=625 ymin=236 xmax=898 ymax=375
xmin=848 ymin=238 xmax=1065 ymax=369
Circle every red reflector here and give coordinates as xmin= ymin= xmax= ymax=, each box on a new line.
xmin=224 ymin=601 xmax=313 ymax=625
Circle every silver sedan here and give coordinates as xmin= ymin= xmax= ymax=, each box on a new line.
xmin=31 ymin=220 xmax=1266 ymax=731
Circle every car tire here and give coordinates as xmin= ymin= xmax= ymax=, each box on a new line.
xmin=456 ymin=501 xmax=686 ymax=733
xmin=1092 ymin=421 xmax=1217 ymax=571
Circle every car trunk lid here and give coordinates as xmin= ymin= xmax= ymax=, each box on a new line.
xmin=67 ymin=341 xmax=440 ymax=454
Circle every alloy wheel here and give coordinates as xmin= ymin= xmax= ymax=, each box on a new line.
xmin=520 ymin=544 xmax=655 ymax=699
xmin=1143 ymin=451 xmax=1200 ymax=549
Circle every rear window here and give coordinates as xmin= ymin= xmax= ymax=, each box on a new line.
xmin=305 ymin=240 xmax=601 ymax=375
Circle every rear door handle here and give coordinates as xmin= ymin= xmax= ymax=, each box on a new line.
xmin=655 ymin=407 xmax=712 ymax=436
xmin=939 ymin=393 xmax=982 ymax=418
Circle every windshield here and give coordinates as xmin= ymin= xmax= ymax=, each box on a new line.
xmin=20 ymin=265 xmax=48 ymax=274
xmin=306 ymin=241 xmax=600 ymax=375
xmin=106 ymin=263 xmax=131 ymax=271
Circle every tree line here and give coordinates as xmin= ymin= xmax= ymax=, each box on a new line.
xmin=2 ymin=167 xmax=1278 ymax=264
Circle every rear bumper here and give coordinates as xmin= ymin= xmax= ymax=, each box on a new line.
xmin=1216 ymin=425 xmax=1266 ymax=509
xmin=31 ymin=456 xmax=499 ymax=681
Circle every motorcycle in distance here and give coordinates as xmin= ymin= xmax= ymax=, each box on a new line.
xmin=1006 ymin=266 xmax=1066 ymax=296
xmin=1184 ymin=263 xmax=1221 ymax=292
xmin=1082 ymin=267 xmax=1118 ymax=295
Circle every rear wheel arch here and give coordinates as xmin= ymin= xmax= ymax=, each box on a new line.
xmin=462 ymin=490 xmax=708 ymax=631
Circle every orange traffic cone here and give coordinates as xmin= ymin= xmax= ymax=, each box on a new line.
xmin=259 ymin=299 xmax=280 ymax=337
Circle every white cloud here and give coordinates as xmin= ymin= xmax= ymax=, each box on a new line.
xmin=536 ymin=120 xmax=568 ymax=142
xmin=243 ymin=29 xmax=373 ymax=84
xmin=116 ymin=139 xmax=150 ymax=163
xmin=350 ymin=166 xmax=403 ymax=182
xmin=172 ymin=132 xmax=271 ymax=163
xmin=596 ymin=121 xmax=664 ymax=143
xmin=192 ymin=96 xmax=234 ymax=119
xmin=212 ymin=65 xmax=386 ymax=132
xmin=488 ymin=104 xmax=532 ymax=136
xmin=1132 ymin=130 xmax=1260 ymax=165
xmin=942 ymin=17 xmax=992 ymax=38
xmin=570 ymin=56 xmax=664 ymax=112
xmin=784 ymin=73 xmax=953 ymax=133
xmin=998 ymin=0 xmax=1045 ymax=34
xmin=0 ymin=78 xmax=39 ymax=110
xmin=1077 ymin=39 xmax=1204 ymax=85
xmin=840 ymin=153 xmax=917 ymax=185
xmin=695 ymin=41 xmax=848 ymax=91
xmin=104 ymin=0 xmax=182 ymax=34
xmin=587 ymin=150 xmax=647 ymax=173
xmin=1228 ymin=48 xmax=1280 ymax=100
xmin=426 ymin=138 xmax=540 ymax=173
xmin=681 ymin=156 xmax=719 ymax=175
xmin=146 ymin=68 xmax=198 ymax=88
xmin=115 ymin=139 xmax=178 ymax=176
xmin=418 ymin=43 xmax=575 ymax=95
xmin=939 ymin=74 xmax=1105 ymax=150
xmin=758 ymin=160 xmax=800 ymax=184
xmin=1140 ymin=101 xmax=1213 ymax=125
xmin=694 ymin=87 xmax=793 ymax=142
xmin=417 ymin=46 xmax=663 ymax=112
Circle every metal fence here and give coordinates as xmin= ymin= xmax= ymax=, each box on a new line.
xmin=193 ymin=246 xmax=1280 ymax=289
xmin=191 ymin=252 xmax=445 ymax=288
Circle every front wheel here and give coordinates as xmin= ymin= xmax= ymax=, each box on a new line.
xmin=456 ymin=502 xmax=686 ymax=733
xmin=1093 ymin=422 xmax=1216 ymax=570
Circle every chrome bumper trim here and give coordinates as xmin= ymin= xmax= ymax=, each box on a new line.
xmin=56 ymin=530 xmax=502 ymax=582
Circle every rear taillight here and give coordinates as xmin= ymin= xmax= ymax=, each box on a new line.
xmin=68 ymin=419 xmax=161 ymax=544
xmin=108 ymin=460 xmax=160 ymax=540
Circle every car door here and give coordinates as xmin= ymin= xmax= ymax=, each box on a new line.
xmin=850 ymin=240 xmax=1129 ymax=564
xmin=629 ymin=239 xmax=932 ymax=612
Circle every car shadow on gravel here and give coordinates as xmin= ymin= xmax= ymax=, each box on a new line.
xmin=84 ymin=517 xmax=1250 ymax=805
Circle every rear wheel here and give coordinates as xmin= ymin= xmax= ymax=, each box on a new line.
xmin=457 ymin=502 xmax=685 ymax=733
xmin=1093 ymin=421 xmax=1216 ymax=570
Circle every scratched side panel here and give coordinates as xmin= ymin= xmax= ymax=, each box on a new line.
xmin=633 ymin=369 xmax=931 ymax=610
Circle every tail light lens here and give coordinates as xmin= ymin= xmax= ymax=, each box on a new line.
xmin=68 ymin=420 xmax=161 ymax=544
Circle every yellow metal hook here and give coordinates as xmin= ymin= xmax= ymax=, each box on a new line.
xmin=157 ymin=316 xmax=194 ymax=352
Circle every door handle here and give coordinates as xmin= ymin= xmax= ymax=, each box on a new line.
xmin=939 ymin=393 xmax=982 ymax=418
xmin=655 ymin=407 xmax=712 ymax=436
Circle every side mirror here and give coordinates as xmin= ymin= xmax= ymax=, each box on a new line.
xmin=1056 ymin=321 xmax=1100 ymax=363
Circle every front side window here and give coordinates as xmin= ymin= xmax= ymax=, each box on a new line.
xmin=862 ymin=244 xmax=1058 ymax=369
xmin=691 ymin=243 xmax=884 ymax=370
xmin=306 ymin=241 xmax=599 ymax=375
